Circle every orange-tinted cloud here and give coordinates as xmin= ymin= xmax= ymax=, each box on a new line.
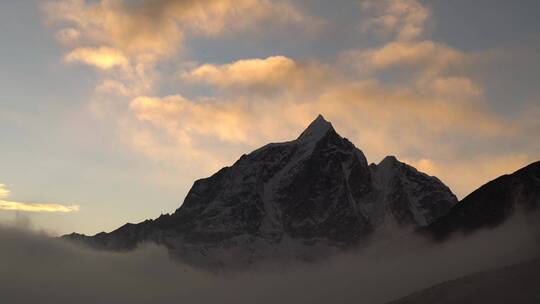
xmin=129 ymin=95 xmax=252 ymax=144
xmin=343 ymin=40 xmax=484 ymax=107
xmin=45 ymin=0 xmax=316 ymax=96
xmin=184 ymin=56 xmax=330 ymax=93
xmin=348 ymin=41 xmax=466 ymax=73
xmin=124 ymin=71 xmax=510 ymax=180
xmin=45 ymin=0 xmax=312 ymax=63
xmin=360 ymin=0 xmax=429 ymax=41
xmin=186 ymin=56 xmax=299 ymax=88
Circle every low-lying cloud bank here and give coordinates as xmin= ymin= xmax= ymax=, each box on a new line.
xmin=1 ymin=212 xmax=539 ymax=304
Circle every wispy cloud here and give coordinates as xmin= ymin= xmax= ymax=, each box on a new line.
xmin=0 ymin=184 xmax=79 ymax=213
xmin=65 ymin=47 xmax=129 ymax=70
xmin=0 ymin=184 xmax=10 ymax=199
xmin=0 ymin=201 xmax=79 ymax=213
xmin=359 ymin=0 xmax=430 ymax=41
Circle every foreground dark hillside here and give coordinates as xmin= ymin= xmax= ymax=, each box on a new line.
xmin=389 ymin=258 xmax=540 ymax=304
xmin=428 ymin=161 xmax=540 ymax=239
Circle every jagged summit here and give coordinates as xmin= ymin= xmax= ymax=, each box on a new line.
xmin=64 ymin=115 xmax=458 ymax=268
xmin=297 ymin=114 xmax=334 ymax=142
xmin=250 ymin=115 xmax=335 ymax=154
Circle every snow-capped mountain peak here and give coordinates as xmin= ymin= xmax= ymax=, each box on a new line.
xmin=297 ymin=114 xmax=334 ymax=143
xmin=64 ymin=115 xmax=458 ymax=268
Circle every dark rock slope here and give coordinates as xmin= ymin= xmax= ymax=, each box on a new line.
xmin=388 ymin=259 xmax=540 ymax=304
xmin=428 ymin=161 xmax=540 ymax=239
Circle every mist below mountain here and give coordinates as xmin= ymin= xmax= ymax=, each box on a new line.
xmin=8 ymin=115 xmax=538 ymax=303
xmin=2 ymin=208 xmax=539 ymax=304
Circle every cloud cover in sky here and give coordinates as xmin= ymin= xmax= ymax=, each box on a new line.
xmin=359 ymin=0 xmax=429 ymax=41
xmin=43 ymin=0 xmax=539 ymax=203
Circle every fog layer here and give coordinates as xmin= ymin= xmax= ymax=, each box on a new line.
xmin=1 ymin=212 xmax=538 ymax=304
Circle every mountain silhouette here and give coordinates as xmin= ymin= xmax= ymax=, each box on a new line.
xmin=65 ymin=115 xmax=539 ymax=267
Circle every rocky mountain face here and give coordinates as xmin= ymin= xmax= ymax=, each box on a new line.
xmin=427 ymin=161 xmax=540 ymax=239
xmin=65 ymin=115 xmax=458 ymax=267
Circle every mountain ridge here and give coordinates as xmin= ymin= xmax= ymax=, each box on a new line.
xmin=68 ymin=115 xmax=522 ymax=268
xmin=427 ymin=160 xmax=540 ymax=239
